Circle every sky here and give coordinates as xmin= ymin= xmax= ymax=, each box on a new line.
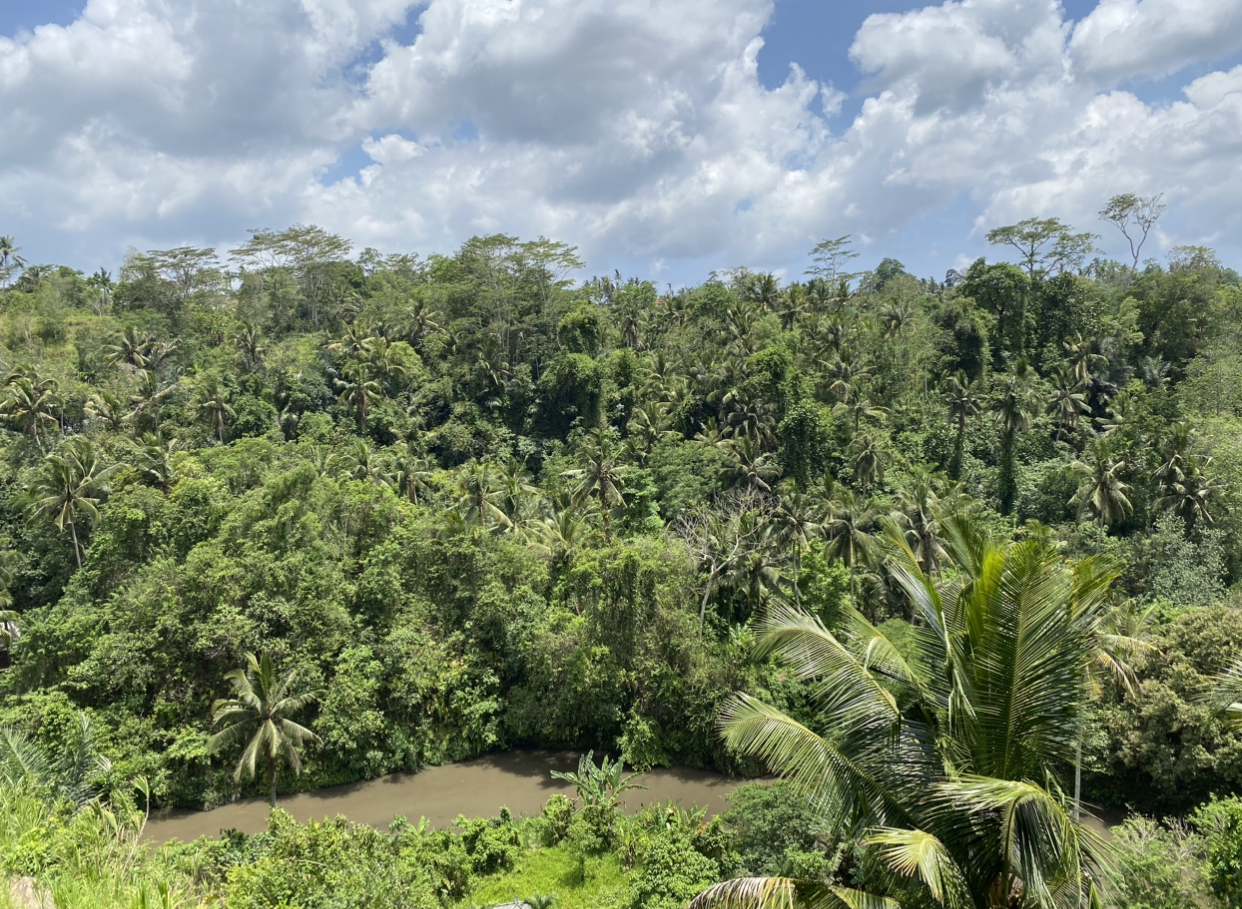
xmin=2 ymin=0 xmax=1242 ymax=287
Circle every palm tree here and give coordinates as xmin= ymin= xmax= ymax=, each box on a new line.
xmin=335 ymin=362 xmax=383 ymax=432
xmin=833 ymin=393 xmax=888 ymax=435
xmin=495 ymin=454 xmax=540 ymax=530
xmin=207 ymin=652 xmax=321 ymax=808
xmin=2 ymin=375 xmax=61 ymax=451
xmin=130 ymin=370 xmax=178 ymax=434
xmin=0 ymin=236 xmax=27 ymax=286
xmin=454 ymin=461 xmax=511 ymax=530
xmin=846 ymin=431 xmax=891 ymax=494
xmin=28 ymin=438 xmax=120 ymax=568
xmin=235 ymin=322 xmax=266 ymax=372
xmin=821 ymin=487 xmax=878 ymax=608
xmin=1069 ymin=438 xmax=1132 ymax=542
xmin=104 ymin=327 xmax=154 ymax=371
xmin=0 ymin=712 xmax=112 ymax=808
xmin=85 ymin=390 xmax=129 ymax=434
xmin=1154 ymin=453 xmax=1222 ymax=531
xmin=383 ymin=442 xmax=434 ymax=504
xmin=563 ymin=428 xmax=627 ymax=544
xmin=1046 ymin=363 xmax=1089 ymax=443
xmin=135 ymin=434 xmax=179 ymax=492
xmin=691 ymin=527 xmax=1115 ymax=909
xmin=718 ymin=436 xmax=780 ymax=494
xmin=992 ymin=359 xmax=1038 ymax=516
xmin=889 ymin=468 xmax=954 ymax=576
xmin=1064 ymin=332 xmax=1107 ymax=388
xmin=195 ymin=374 xmax=235 ymax=443
xmin=770 ymin=492 xmax=822 ymax=607
xmin=941 ymin=371 xmax=982 ymax=480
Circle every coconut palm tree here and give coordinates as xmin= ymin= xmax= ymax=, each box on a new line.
xmin=195 ymin=374 xmax=235 ymax=443
xmin=0 ymin=236 xmax=27 ymax=286
xmin=207 ymin=652 xmax=321 ymax=808
xmin=846 ymin=431 xmax=891 ymax=494
xmin=130 ymin=370 xmax=178 ymax=435
xmin=334 ymin=362 xmax=383 ymax=432
xmin=564 ymin=428 xmax=627 ymax=543
xmin=2 ymin=375 xmax=61 ymax=451
xmin=770 ymin=491 xmax=823 ymax=606
xmin=691 ymin=526 xmax=1115 ymax=909
xmin=718 ymin=435 xmax=780 ymax=494
xmin=821 ymin=487 xmax=878 ymax=608
xmin=454 ymin=461 xmax=511 ymax=530
xmin=234 ymin=322 xmax=266 ymax=372
xmin=992 ymin=359 xmax=1038 ymax=515
xmin=104 ymin=327 xmax=155 ymax=371
xmin=28 ymin=438 xmax=120 ymax=568
xmin=85 ymin=390 xmax=129 ymax=434
xmin=1069 ymin=438 xmax=1132 ymax=542
xmin=135 ymin=434 xmax=179 ymax=492
xmin=1154 ymin=453 xmax=1222 ymax=531
xmin=941 ymin=371 xmax=983 ymax=480
xmin=383 ymin=442 xmax=434 ymax=504
xmin=1046 ymin=363 xmax=1089 ymax=443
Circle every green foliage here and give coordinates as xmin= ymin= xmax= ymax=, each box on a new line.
xmin=720 ymin=782 xmax=825 ymax=877
xmin=1201 ymin=797 xmax=1242 ymax=908
xmin=223 ymin=811 xmax=438 ymax=909
xmin=1107 ymin=814 xmax=1210 ymax=909
xmin=2 ymin=226 xmax=1242 ymax=909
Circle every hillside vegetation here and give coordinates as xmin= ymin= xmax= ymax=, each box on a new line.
xmin=3 ymin=219 xmax=1242 ymax=907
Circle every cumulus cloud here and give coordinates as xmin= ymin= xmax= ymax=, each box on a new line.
xmin=1070 ymin=0 xmax=1242 ymax=83
xmin=0 ymin=0 xmax=1241 ymax=277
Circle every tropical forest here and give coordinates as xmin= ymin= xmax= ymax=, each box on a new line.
xmin=4 ymin=203 xmax=1242 ymax=909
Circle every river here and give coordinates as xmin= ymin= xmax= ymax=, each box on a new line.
xmin=143 ymin=750 xmax=745 ymax=844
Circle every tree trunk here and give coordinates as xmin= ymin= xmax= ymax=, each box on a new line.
xmin=70 ymin=521 xmax=82 ymax=569
xmin=599 ymin=486 xmax=612 ymax=544
xmin=1073 ymin=713 xmax=1084 ymax=824
xmin=270 ymin=760 xmax=278 ymax=808
xmin=791 ymin=548 xmax=801 ymax=608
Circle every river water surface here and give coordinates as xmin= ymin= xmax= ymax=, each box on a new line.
xmin=144 ymin=751 xmax=745 ymax=844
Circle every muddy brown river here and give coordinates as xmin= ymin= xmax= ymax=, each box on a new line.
xmin=143 ymin=751 xmax=745 ymax=844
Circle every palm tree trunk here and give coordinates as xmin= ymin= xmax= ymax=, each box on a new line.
xmin=70 ymin=522 xmax=82 ymax=569
xmin=599 ymin=486 xmax=612 ymax=544
xmin=792 ymin=548 xmax=801 ymax=607
xmin=270 ymin=760 xmax=278 ymax=808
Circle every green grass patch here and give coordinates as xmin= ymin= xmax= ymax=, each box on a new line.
xmin=465 ymin=846 xmax=627 ymax=909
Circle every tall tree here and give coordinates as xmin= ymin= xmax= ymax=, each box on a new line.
xmin=986 ymin=217 xmax=1097 ymax=279
xmin=991 ymin=359 xmax=1038 ymax=516
xmin=1099 ymin=193 xmax=1166 ymax=268
xmin=208 ymin=652 xmax=321 ymax=808
xmin=564 ymin=428 xmax=627 ymax=544
xmin=195 ymin=374 xmax=236 ymax=443
xmin=1069 ymin=438 xmax=1132 ymax=541
xmin=28 ymin=438 xmax=120 ymax=568
xmin=942 ymin=371 xmax=983 ymax=480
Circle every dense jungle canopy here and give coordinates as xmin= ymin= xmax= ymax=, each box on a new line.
xmin=4 ymin=216 xmax=1242 ymax=908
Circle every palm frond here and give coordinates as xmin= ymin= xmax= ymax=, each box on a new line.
xmin=689 ymin=877 xmax=896 ymax=909
xmin=867 ymin=828 xmax=972 ymax=909
xmin=719 ymin=694 xmax=900 ymax=832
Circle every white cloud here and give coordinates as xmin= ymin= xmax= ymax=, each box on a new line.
xmin=0 ymin=0 xmax=1241 ymax=278
xmin=1070 ymin=0 xmax=1242 ymax=83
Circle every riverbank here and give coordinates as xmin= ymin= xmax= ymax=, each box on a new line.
xmin=143 ymin=750 xmax=744 ymax=844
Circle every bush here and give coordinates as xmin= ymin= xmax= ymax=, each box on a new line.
xmin=1108 ymin=814 xmax=1210 ymax=909
xmin=626 ymin=829 xmax=719 ymax=909
xmin=721 ymin=781 xmax=825 ymax=876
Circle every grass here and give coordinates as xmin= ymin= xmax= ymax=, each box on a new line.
xmin=464 ymin=845 xmax=627 ymax=909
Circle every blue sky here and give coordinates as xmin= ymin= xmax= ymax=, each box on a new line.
xmin=3 ymin=0 xmax=1242 ymax=286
